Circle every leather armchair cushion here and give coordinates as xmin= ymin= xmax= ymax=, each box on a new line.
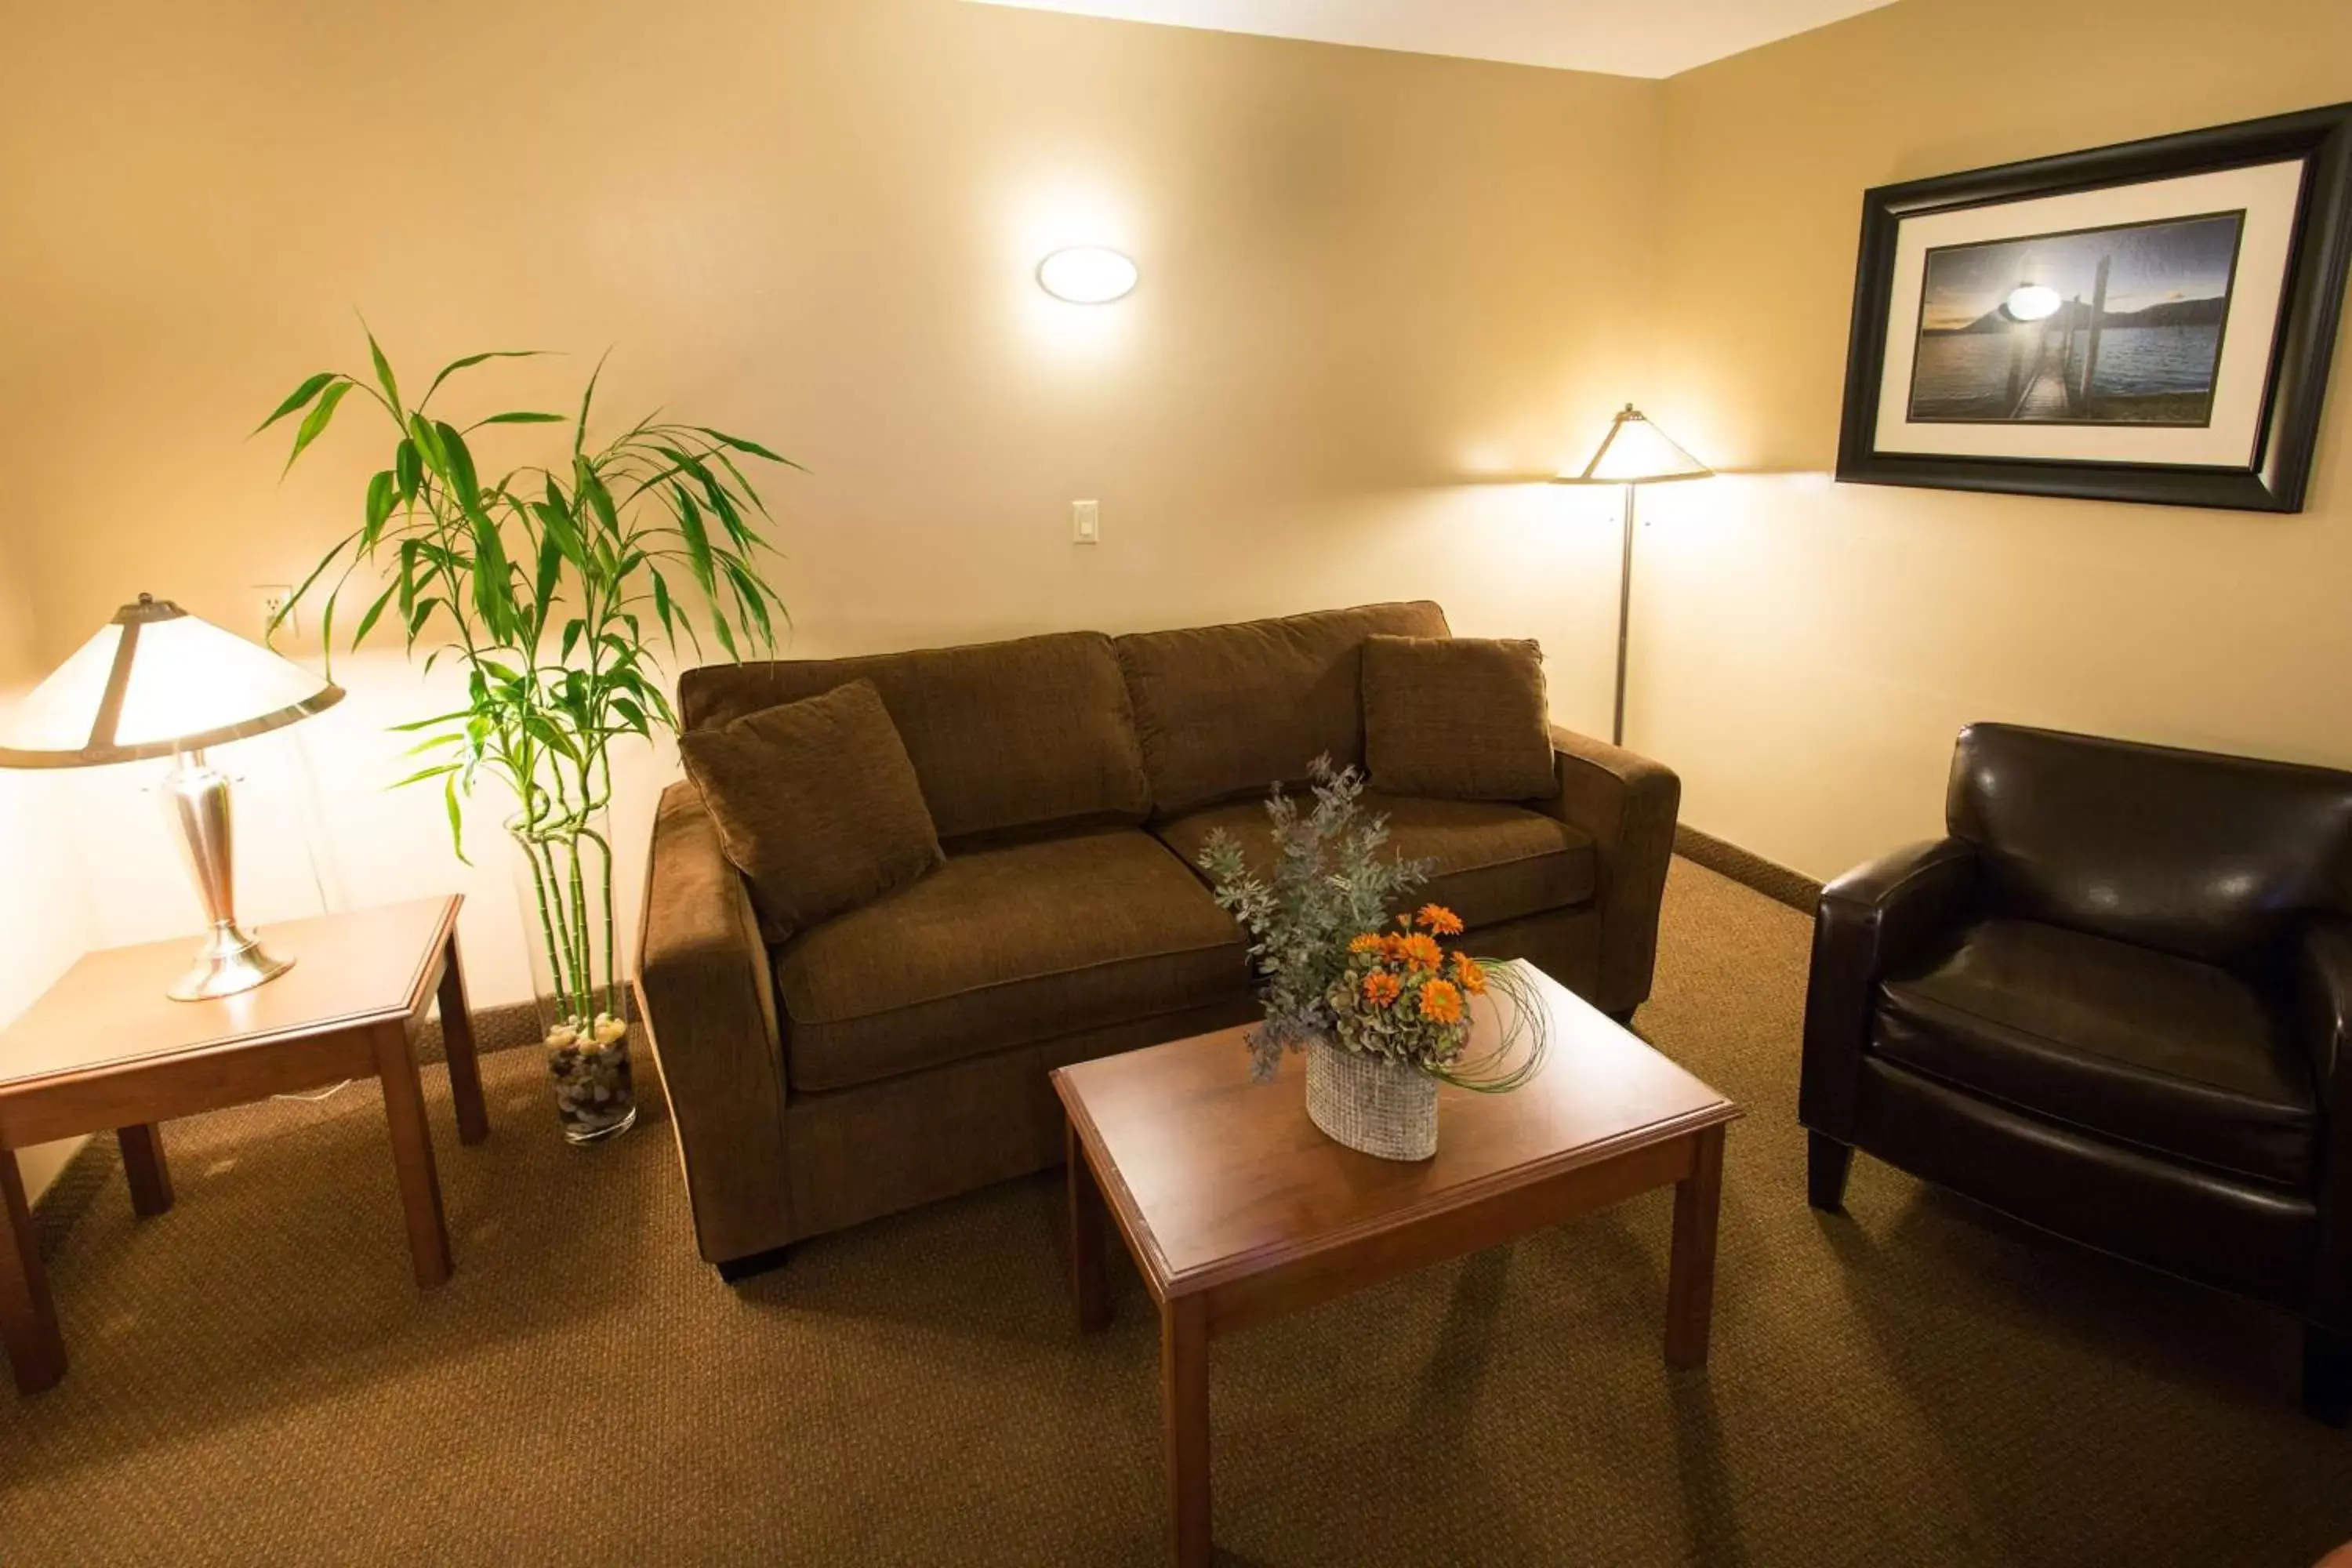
xmin=1873 ymin=918 xmax=2321 ymax=1187
xmin=776 ymin=829 xmax=1249 ymax=1092
xmin=1155 ymin=792 xmax=1595 ymax=932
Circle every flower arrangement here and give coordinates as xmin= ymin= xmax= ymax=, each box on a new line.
xmin=1196 ymin=757 xmax=1431 ymax=1080
xmin=1198 ymin=757 xmax=1547 ymax=1094
xmin=1328 ymin=906 xmax=1546 ymax=1092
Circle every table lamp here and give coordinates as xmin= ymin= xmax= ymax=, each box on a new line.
xmin=1555 ymin=405 xmax=1711 ymax=746
xmin=0 ymin=593 xmax=343 ymax=1000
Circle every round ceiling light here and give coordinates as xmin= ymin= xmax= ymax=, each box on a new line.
xmin=2002 ymin=282 xmax=2062 ymax=322
xmin=1036 ymin=246 xmax=1138 ymax=304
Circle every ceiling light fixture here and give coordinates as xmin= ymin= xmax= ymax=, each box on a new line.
xmin=1036 ymin=246 xmax=1138 ymax=304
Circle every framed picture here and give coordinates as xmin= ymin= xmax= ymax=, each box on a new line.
xmin=1836 ymin=102 xmax=2352 ymax=511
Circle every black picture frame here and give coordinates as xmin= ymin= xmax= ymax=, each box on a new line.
xmin=1835 ymin=101 xmax=2352 ymax=511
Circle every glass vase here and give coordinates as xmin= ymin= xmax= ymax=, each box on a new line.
xmin=507 ymin=809 xmax=637 ymax=1145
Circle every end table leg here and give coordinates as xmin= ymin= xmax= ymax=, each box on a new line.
xmin=1665 ymin=1124 xmax=1726 ymax=1370
xmin=118 ymin=1125 xmax=173 ymax=1217
xmin=372 ymin=1022 xmax=453 ymax=1290
xmin=437 ymin=934 xmax=489 ymax=1147
xmin=1161 ymin=1293 xmax=1211 ymax=1567
xmin=1068 ymin=1120 xmax=1110 ymax=1333
xmin=0 ymin=1151 xmax=65 ymax=1394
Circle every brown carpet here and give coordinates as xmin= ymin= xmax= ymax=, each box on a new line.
xmin=5 ymin=858 xmax=2347 ymax=1565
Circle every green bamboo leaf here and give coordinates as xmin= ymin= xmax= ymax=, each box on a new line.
xmin=365 ymin=329 xmax=401 ymax=415
xmin=395 ymin=437 xmax=422 ymax=503
xmin=650 ymin=570 xmax=677 ymax=643
xmin=434 ymin=420 xmax=483 ymax=514
xmin=421 ymin=349 xmax=545 ymax=407
xmin=470 ymin=411 xmax=566 ymax=426
xmin=390 ymin=762 xmax=461 ymax=789
xmin=256 ymin=372 xmax=339 ymax=434
xmin=444 ymin=775 xmax=471 ymax=865
xmin=362 ymin=470 xmax=397 ymax=549
xmin=697 ymin=427 xmax=805 ymax=470
xmin=533 ymin=529 xmax=562 ymax=624
xmin=350 ymin=583 xmax=397 ymax=648
xmin=282 ymin=379 xmax=354 ymax=474
xmin=673 ymin=484 xmax=716 ymax=591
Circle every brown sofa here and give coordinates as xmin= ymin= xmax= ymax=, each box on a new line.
xmin=634 ymin=602 xmax=1681 ymax=1276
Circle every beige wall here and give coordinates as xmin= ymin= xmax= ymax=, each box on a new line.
xmin=0 ymin=0 xmax=1658 ymax=1004
xmin=1646 ymin=0 xmax=2352 ymax=879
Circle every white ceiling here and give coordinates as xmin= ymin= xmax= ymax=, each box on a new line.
xmin=965 ymin=0 xmax=1897 ymax=80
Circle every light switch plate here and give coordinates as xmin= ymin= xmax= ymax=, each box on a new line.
xmin=1072 ymin=499 xmax=1100 ymax=544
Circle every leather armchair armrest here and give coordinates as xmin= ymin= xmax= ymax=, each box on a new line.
xmin=1799 ymin=837 xmax=1979 ymax=1141
xmin=2298 ymin=919 xmax=2352 ymax=1322
xmin=1537 ymin=724 xmax=1681 ymax=1014
xmin=632 ymin=779 xmax=794 ymax=1265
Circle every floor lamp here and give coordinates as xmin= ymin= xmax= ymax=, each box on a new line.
xmin=1556 ymin=405 xmax=1711 ymax=746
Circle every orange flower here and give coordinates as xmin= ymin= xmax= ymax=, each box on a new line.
xmin=1348 ymin=933 xmax=1383 ymax=955
xmin=1416 ymin=904 xmax=1465 ymax=936
xmin=1399 ymin=933 xmax=1443 ymax=971
xmin=1451 ymin=954 xmax=1487 ymax=995
xmin=1417 ymin=978 xmax=1465 ymax=1025
xmin=1362 ymin=971 xmax=1403 ymax=1007
xmin=1395 ymin=913 xmax=1414 ymax=930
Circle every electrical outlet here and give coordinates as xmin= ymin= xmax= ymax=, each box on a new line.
xmin=257 ymin=584 xmax=296 ymax=641
xmin=1072 ymin=499 xmax=1101 ymax=545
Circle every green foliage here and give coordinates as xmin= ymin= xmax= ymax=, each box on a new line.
xmin=263 ymin=332 xmax=797 ymax=1031
xmin=1196 ymin=757 xmax=1431 ymax=1081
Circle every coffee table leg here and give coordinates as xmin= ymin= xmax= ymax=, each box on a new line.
xmin=1068 ymin=1120 xmax=1110 ymax=1333
xmin=372 ymin=1022 xmax=453 ymax=1290
xmin=1161 ymin=1293 xmax=1211 ymax=1567
xmin=1665 ymin=1123 xmax=1726 ymax=1369
xmin=437 ymin=933 xmax=489 ymax=1148
xmin=118 ymin=1125 xmax=173 ymax=1217
xmin=0 ymin=1150 xmax=65 ymax=1394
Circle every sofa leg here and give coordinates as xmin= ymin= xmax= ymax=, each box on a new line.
xmin=717 ymin=1245 xmax=791 ymax=1285
xmin=1806 ymin=1132 xmax=1853 ymax=1213
xmin=2305 ymin=1325 xmax=2352 ymax=1427
xmin=1606 ymin=1007 xmax=1637 ymax=1027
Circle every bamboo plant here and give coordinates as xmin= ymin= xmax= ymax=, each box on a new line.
xmin=260 ymin=333 xmax=794 ymax=1051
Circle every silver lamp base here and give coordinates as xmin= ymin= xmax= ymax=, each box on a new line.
xmin=168 ymin=921 xmax=294 ymax=1002
xmin=162 ymin=747 xmax=293 ymax=1003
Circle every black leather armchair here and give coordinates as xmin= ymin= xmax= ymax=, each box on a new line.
xmin=1802 ymin=722 xmax=2352 ymax=1422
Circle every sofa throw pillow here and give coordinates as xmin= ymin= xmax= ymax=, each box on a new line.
xmin=1362 ymin=635 xmax=1556 ymax=801
xmin=678 ymin=678 xmax=945 ymax=942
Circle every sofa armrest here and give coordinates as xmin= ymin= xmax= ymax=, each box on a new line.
xmin=633 ymin=780 xmax=794 ymax=1265
xmin=1798 ymin=837 xmax=1980 ymax=1141
xmin=2298 ymin=919 xmax=2352 ymax=1323
xmin=1537 ymin=724 xmax=1681 ymax=1014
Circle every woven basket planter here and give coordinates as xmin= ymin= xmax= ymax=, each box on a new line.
xmin=1305 ymin=1036 xmax=1439 ymax=1161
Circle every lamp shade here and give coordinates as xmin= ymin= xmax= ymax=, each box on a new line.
xmin=0 ymin=594 xmax=343 ymax=769
xmin=1559 ymin=405 xmax=1712 ymax=485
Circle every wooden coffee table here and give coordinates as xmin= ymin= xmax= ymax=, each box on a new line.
xmin=0 ymin=895 xmax=486 ymax=1393
xmin=1051 ymin=963 xmax=1738 ymax=1566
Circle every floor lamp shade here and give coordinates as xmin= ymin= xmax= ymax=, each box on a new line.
xmin=0 ymin=594 xmax=343 ymax=1000
xmin=1555 ymin=406 xmax=1711 ymax=746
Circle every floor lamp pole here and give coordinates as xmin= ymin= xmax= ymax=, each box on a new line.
xmin=1611 ymin=481 xmax=1636 ymax=747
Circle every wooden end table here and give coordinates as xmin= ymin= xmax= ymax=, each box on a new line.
xmin=0 ymin=895 xmax=487 ymax=1393
xmin=1051 ymin=964 xmax=1739 ymax=1567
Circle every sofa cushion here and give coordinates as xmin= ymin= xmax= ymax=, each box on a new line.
xmin=1115 ymin=602 xmax=1450 ymax=815
xmin=1363 ymin=634 xmax=1555 ymax=800
xmin=775 ymin=829 xmax=1250 ymax=1092
xmin=678 ymin=630 xmax=1150 ymax=843
xmin=1873 ymin=917 xmax=2319 ymax=1187
xmin=1155 ymin=792 xmax=1594 ymax=933
xmin=677 ymin=680 xmax=943 ymax=942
